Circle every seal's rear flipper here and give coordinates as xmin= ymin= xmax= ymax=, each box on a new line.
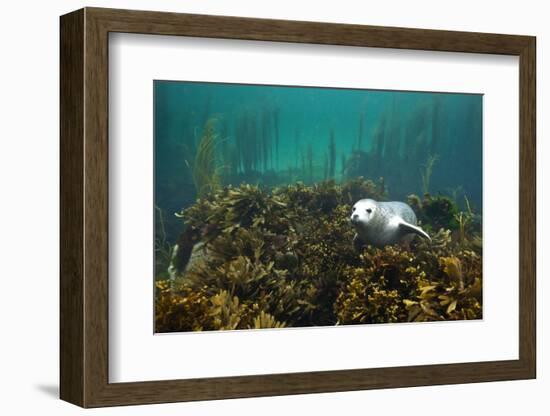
xmin=399 ymin=221 xmax=431 ymax=242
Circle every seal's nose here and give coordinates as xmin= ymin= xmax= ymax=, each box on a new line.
xmin=352 ymin=214 xmax=359 ymax=222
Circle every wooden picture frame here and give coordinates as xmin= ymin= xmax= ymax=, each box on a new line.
xmin=60 ymin=7 xmax=536 ymax=408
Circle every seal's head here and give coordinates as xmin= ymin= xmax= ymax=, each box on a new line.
xmin=350 ymin=198 xmax=378 ymax=228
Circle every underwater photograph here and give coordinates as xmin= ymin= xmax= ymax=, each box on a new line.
xmin=154 ymin=80 xmax=483 ymax=333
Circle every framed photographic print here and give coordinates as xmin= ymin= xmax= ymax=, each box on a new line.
xmin=60 ymin=7 xmax=536 ymax=408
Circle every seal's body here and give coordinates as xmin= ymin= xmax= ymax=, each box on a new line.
xmin=350 ymin=199 xmax=430 ymax=248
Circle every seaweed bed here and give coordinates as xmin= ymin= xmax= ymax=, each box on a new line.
xmin=155 ymin=177 xmax=482 ymax=332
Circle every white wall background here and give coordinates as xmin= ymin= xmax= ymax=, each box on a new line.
xmin=0 ymin=0 xmax=545 ymax=414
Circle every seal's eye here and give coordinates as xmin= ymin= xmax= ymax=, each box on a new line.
xmin=366 ymin=208 xmax=372 ymax=214
xmin=352 ymin=207 xmax=356 ymax=212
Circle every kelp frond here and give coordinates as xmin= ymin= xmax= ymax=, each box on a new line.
xmin=154 ymin=205 xmax=175 ymax=278
xmin=421 ymin=154 xmax=439 ymax=195
xmin=187 ymin=118 xmax=221 ymax=198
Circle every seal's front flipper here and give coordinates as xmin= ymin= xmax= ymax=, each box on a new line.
xmin=353 ymin=234 xmax=365 ymax=252
xmin=399 ymin=221 xmax=431 ymax=242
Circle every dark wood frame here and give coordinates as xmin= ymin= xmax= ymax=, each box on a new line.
xmin=60 ymin=7 xmax=536 ymax=408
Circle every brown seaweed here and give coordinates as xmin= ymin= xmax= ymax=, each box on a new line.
xmin=156 ymin=178 xmax=482 ymax=332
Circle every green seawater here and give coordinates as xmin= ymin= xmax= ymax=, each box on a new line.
xmin=154 ymin=80 xmax=482 ymax=244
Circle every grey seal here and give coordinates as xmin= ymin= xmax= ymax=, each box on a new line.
xmin=350 ymin=198 xmax=431 ymax=249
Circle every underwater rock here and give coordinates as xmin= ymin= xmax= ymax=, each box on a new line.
xmin=172 ymin=225 xmax=201 ymax=274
